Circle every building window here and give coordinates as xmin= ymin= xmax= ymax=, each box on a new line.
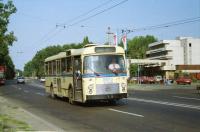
xmin=189 ymin=43 xmax=192 ymax=47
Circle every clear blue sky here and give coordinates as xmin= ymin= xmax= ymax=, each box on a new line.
xmin=8 ymin=0 xmax=200 ymax=70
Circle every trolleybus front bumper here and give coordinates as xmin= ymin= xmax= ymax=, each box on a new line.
xmin=86 ymin=93 xmax=127 ymax=100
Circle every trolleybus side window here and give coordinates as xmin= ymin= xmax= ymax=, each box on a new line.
xmin=45 ymin=62 xmax=48 ymax=75
xmin=52 ymin=61 xmax=56 ymax=75
xmin=49 ymin=61 xmax=52 ymax=75
xmin=61 ymin=58 xmax=67 ymax=74
xmin=57 ymin=60 xmax=61 ymax=75
xmin=67 ymin=57 xmax=72 ymax=73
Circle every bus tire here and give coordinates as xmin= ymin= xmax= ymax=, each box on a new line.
xmin=68 ymin=88 xmax=74 ymax=104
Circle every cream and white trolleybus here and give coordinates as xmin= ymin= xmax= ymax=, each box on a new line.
xmin=44 ymin=44 xmax=127 ymax=104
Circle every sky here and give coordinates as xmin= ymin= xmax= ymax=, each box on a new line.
xmin=8 ymin=0 xmax=200 ymax=70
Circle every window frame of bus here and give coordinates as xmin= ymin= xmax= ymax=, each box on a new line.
xmin=61 ymin=57 xmax=72 ymax=75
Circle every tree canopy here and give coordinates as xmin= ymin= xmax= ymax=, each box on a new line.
xmin=119 ymin=35 xmax=157 ymax=77
xmin=24 ymin=36 xmax=91 ymax=77
xmin=119 ymin=35 xmax=157 ymax=59
xmin=0 ymin=0 xmax=17 ymax=79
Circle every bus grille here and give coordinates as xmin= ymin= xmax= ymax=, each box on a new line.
xmin=96 ymin=84 xmax=119 ymax=95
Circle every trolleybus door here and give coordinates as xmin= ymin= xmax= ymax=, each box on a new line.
xmin=57 ymin=60 xmax=62 ymax=95
xmin=73 ymin=56 xmax=83 ymax=102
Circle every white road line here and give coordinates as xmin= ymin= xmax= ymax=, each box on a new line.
xmin=36 ymin=92 xmax=45 ymax=96
xmin=128 ymin=97 xmax=200 ymax=110
xmin=18 ymin=87 xmax=22 ymax=90
xmin=108 ymin=108 xmax=144 ymax=117
xmin=173 ymin=96 xmax=200 ymax=101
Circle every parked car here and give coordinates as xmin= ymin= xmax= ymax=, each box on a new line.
xmin=147 ymin=77 xmax=156 ymax=84
xmin=138 ymin=76 xmax=150 ymax=84
xmin=40 ymin=77 xmax=45 ymax=83
xmin=176 ymin=77 xmax=192 ymax=85
xmin=0 ymin=78 xmax=5 ymax=85
xmin=17 ymin=76 xmax=25 ymax=84
xmin=154 ymin=76 xmax=163 ymax=83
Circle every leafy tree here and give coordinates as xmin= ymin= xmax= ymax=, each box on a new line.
xmin=15 ymin=69 xmax=23 ymax=76
xmin=127 ymin=35 xmax=157 ymax=59
xmin=0 ymin=0 xmax=17 ymax=79
xmin=119 ymin=35 xmax=157 ymax=77
xmin=23 ymin=61 xmax=34 ymax=77
xmin=82 ymin=36 xmax=90 ymax=45
xmin=130 ymin=64 xmax=138 ymax=77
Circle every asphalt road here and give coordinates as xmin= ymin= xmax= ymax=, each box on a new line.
xmin=0 ymin=80 xmax=200 ymax=132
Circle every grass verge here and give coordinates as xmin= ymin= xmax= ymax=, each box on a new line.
xmin=0 ymin=114 xmax=32 ymax=131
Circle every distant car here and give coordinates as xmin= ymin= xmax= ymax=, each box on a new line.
xmin=128 ymin=77 xmax=137 ymax=83
xmin=17 ymin=77 xmax=25 ymax=84
xmin=0 ymin=78 xmax=5 ymax=85
xmin=138 ymin=76 xmax=149 ymax=84
xmin=176 ymin=77 xmax=192 ymax=85
xmin=40 ymin=77 xmax=45 ymax=83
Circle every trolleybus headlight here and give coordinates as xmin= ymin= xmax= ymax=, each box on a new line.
xmin=121 ymin=83 xmax=126 ymax=92
xmin=88 ymin=84 xmax=94 ymax=94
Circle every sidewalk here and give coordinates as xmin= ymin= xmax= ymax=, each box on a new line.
xmin=128 ymin=83 xmax=197 ymax=91
xmin=0 ymin=96 xmax=63 ymax=131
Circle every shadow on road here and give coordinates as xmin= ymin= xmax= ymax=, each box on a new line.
xmin=51 ymin=95 xmax=128 ymax=107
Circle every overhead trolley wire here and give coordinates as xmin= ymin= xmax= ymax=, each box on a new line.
xmin=124 ymin=16 xmax=200 ymax=34
xmin=60 ymin=0 xmax=115 ymax=26
xmin=67 ymin=0 xmax=128 ymax=27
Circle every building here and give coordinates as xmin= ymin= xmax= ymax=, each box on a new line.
xmin=146 ymin=37 xmax=200 ymax=79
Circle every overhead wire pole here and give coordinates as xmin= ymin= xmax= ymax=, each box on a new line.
xmin=121 ymin=29 xmax=131 ymax=78
xmin=106 ymin=27 xmax=114 ymax=45
xmin=121 ymin=29 xmax=131 ymax=58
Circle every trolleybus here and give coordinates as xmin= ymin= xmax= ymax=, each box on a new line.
xmin=44 ymin=44 xmax=127 ymax=104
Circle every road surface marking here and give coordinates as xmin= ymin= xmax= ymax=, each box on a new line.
xmin=108 ymin=108 xmax=144 ymax=117
xmin=36 ymin=92 xmax=45 ymax=96
xmin=18 ymin=87 xmax=22 ymax=90
xmin=173 ymin=96 xmax=200 ymax=101
xmin=24 ymin=90 xmax=29 ymax=93
xmin=128 ymin=97 xmax=200 ymax=110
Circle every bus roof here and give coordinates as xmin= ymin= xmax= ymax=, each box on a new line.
xmin=45 ymin=44 xmax=125 ymax=62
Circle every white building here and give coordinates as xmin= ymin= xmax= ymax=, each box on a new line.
xmin=147 ymin=37 xmax=200 ymax=65
xmin=146 ymin=37 xmax=200 ymax=78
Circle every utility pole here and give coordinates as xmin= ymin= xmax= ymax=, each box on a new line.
xmin=106 ymin=27 xmax=114 ymax=45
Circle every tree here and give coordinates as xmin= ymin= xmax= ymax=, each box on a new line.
xmin=130 ymin=64 xmax=138 ymax=77
xmin=119 ymin=35 xmax=157 ymax=77
xmin=82 ymin=36 xmax=90 ymax=45
xmin=0 ymin=0 xmax=17 ymax=79
xmin=127 ymin=35 xmax=157 ymax=59
xmin=80 ymin=36 xmax=92 ymax=47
